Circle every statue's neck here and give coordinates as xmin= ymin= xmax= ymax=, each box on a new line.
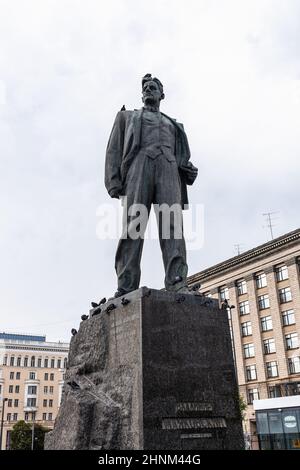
xmin=143 ymin=104 xmax=160 ymax=113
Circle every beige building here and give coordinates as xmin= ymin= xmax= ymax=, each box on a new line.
xmin=188 ymin=228 xmax=300 ymax=449
xmin=0 ymin=332 xmax=69 ymax=449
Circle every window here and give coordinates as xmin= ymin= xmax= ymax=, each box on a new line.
xmin=37 ymin=358 xmax=42 ymax=368
xmin=10 ymin=356 xmax=15 ymax=367
xmin=50 ymin=373 xmax=54 ymax=381
xmin=288 ymin=357 xmax=300 ymax=374
xmin=237 ymin=280 xmax=247 ymax=295
xmin=247 ymin=388 xmax=259 ymax=404
xmin=48 ymin=413 xmax=53 ymax=421
xmin=239 ymin=300 xmax=250 ymax=316
xmin=57 ymin=359 xmax=61 ymax=369
xmin=44 ymin=373 xmax=48 ymax=381
xmin=15 ymin=386 xmax=19 ymax=393
xmin=24 ymin=357 xmax=28 ymax=367
xmin=243 ymin=343 xmax=255 ymax=358
xmin=256 ymin=273 xmax=267 ymax=288
xmin=10 ymin=372 xmax=14 ymax=380
xmin=282 ymin=309 xmax=295 ymax=326
xmin=9 ymin=385 xmax=13 ymax=393
xmin=3 ymin=356 xmax=7 ymax=365
xmin=27 ymin=398 xmax=36 ymax=407
xmin=263 ymin=338 xmax=276 ymax=354
xmin=44 ymin=386 xmax=48 ymax=394
xmin=8 ymin=399 xmax=12 ymax=407
xmin=16 ymin=372 xmax=20 ymax=380
xmin=13 ymin=413 xmax=18 ymax=421
xmin=42 ymin=413 xmax=47 ymax=420
xmin=14 ymin=399 xmax=19 ymax=407
xmin=63 ymin=358 xmax=67 ymax=369
xmin=51 ymin=359 xmax=55 ymax=368
xmin=258 ymin=294 xmax=270 ymax=310
xmin=246 ymin=364 xmax=257 ymax=381
xmin=285 ymin=333 xmax=298 ymax=350
xmin=276 ymin=265 xmax=289 ymax=281
xmin=43 ymin=399 xmax=47 ymax=407
xmin=50 ymin=386 xmax=54 ymax=394
xmin=17 ymin=357 xmax=21 ymax=367
xmin=49 ymin=399 xmax=53 ymax=408
xmin=279 ymin=287 xmax=292 ymax=303
xmin=24 ymin=412 xmax=29 ymax=421
xmin=7 ymin=413 xmax=11 ymax=422
xmin=29 ymin=372 xmax=36 ymax=380
xmin=268 ymin=385 xmax=282 ymax=398
xmin=261 ymin=316 xmax=273 ymax=331
xmin=219 ymin=286 xmax=229 ymax=302
xmin=28 ymin=386 xmax=37 ymax=395
xmin=30 ymin=356 xmax=35 ymax=367
xmin=241 ymin=321 xmax=252 ymax=337
xmin=266 ymin=361 xmax=278 ymax=378
xmin=44 ymin=358 xmax=48 ymax=368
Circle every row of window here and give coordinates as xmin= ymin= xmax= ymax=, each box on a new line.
xmin=6 ymin=411 xmax=54 ymax=422
xmin=241 ymin=317 xmax=298 ymax=345
xmin=2 ymin=356 xmax=67 ymax=368
xmin=238 ymin=289 xmax=293 ymax=316
xmin=247 ymin=382 xmax=300 ymax=404
xmin=243 ymin=333 xmax=298 ymax=358
xmin=26 ymin=385 xmax=54 ymax=395
xmin=28 ymin=371 xmax=55 ymax=381
xmin=240 ymin=266 xmax=289 ymax=294
xmin=26 ymin=398 xmax=54 ymax=407
xmin=246 ymin=357 xmax=300 ymax=382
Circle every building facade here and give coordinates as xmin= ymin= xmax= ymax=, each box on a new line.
xmin=188 ymin=228 xmax=300 ymax=449
xmin=0 ymin=332 xmax=69 ymax=449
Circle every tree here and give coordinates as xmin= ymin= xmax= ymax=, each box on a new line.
xmin=239 ymin=394 xmax=247 ymax=422
xmin=10 ymin=420 xmax=49 ymax=450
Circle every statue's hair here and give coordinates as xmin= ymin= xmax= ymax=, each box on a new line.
xmin=142 ymin=73 xmax=164 ymax=95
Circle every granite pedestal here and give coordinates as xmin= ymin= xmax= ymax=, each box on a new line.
xmin=45 ymin=287 xmax=244 ymax=450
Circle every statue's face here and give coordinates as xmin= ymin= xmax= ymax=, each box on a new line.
xmin=142 ymin=80 xmax=162 ymax=106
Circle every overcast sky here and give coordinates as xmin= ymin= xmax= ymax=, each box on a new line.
xmin=0 ymin=0 xmax=299 ymax=342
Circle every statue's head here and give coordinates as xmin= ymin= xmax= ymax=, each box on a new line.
xmin=142 ymin=73 xmax=165 ymax=107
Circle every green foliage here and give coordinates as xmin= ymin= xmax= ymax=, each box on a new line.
xmin=10 ymin=420 xmax=49 ymax=450
xmin=239 ymin=394 xmax=247 ymax=421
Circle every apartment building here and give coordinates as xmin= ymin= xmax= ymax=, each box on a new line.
xmin=188 ymin=228 xmax=300 ymax=449
xmin=0 ymin=332 xmax=69 ymax=449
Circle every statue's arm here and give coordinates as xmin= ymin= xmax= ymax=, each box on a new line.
xmin=176 ymin=123 xmax=198 ymax=186
xmin=105 ymin=111 xmax=125 ymax=198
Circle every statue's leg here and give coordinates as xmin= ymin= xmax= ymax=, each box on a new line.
xmin=115 ymin=154 xmax=153 ymax=294
xmin=154 ymin=156 xmax=188 ymax=291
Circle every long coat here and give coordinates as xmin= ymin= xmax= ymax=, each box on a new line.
xmin=105 ymin=108 xmax=194 ymax=209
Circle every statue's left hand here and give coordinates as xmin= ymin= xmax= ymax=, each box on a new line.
xmin=180 ymin=161 xmax=198 ymax=185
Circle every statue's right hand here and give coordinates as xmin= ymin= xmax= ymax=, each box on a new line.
xmin=109 ymin=188 xmax=121 ymax=199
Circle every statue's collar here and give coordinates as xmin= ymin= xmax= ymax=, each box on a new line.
xmin=142 ymin=105 xmax=160 ymax=113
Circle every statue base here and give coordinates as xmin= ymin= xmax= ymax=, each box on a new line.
xmin=45 ymin=287 xmax=244 ymax=450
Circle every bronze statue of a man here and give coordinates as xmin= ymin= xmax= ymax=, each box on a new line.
xmin=105 ymin=74 xmax=198 ymax=297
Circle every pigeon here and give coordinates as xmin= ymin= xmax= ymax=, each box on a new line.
xmin=67 ymin=380 xmax=80 ymax=390
xmin=106 ymin=303 xmax=116 ymax=313
xmin=91 ymin=302 xmax=99 ymax=308
xmin=71 ymin=328 xmax=77 ymax=336
xmin=92 ymin=307 xmax=101 ymax=317
xmin=99 ymin=297 xmax=106 ymax=305
xmin=121 ymin=297 xmax=130 ymax=306
xmin=120 ymin=105 xmax=126 ymax=111
xmin=81 ymin=314 xmax=88 ymax=321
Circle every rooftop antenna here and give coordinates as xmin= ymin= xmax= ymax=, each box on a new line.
xmin=262 ymin=211 xmax=280 ymax=240
xmin=234 ymin=244 xmax=244 ymax=255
